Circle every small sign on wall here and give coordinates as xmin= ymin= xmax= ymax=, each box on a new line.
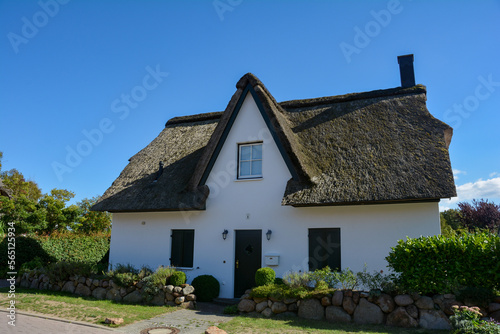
xmin=264 ymin=255 xmax=279 ymax=266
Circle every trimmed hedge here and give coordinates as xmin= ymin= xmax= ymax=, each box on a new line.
xmin=255 ymin=267 xmax=276 ymax=287
xmin=191 ymin=275 xmax=220 ymax=302
xmin=0 ymin=233 xmax=110 ymax=275
xmin=386 ymin=232 xmax=500 ymax=294
xmin=169 ymin=271 xmax=186 ymax=286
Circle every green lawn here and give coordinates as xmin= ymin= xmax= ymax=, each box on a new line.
xmin=218 ymin=314 xmax=449 ymax=334
xmin=0 ymin=287 xmax=176 ymax=326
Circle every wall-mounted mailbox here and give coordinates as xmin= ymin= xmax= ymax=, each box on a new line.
xmin=264 ymin=255 xmax=279 ymax=266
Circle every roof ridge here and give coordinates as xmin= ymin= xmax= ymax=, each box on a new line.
xmin=165 ymin=111 xmax=223 ymax=126
xmin=164 ymin=85 xmax=426 ymax=126
xmin=279 ymin=84 xmax=427 ymax=109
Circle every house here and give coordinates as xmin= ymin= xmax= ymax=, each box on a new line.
xmin=92 ymin=55 xmax=456 ymax=298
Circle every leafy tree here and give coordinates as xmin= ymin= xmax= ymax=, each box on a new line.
xmin=75 ymin=197 xmax=111 ymax=234
xmin=458 ymin=199 xmax=500 ymax=233
xmin=0 ymin=195 xmax=45 ymax=234
xmin=440 ymin=208 xmax=462 ymax=230
xmin=0 ymin=188 xmax=81 ymax=234
xmin=37 ymin=189 xmax=80 ymax=233
xmin=1 ymin=168 xmax=41 ymax=201
xmin=440 ymin=208 xmax=464 ymax=236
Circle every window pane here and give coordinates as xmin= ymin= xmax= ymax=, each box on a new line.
xmin=240 ymin=146 xmax=251 ymax=160
xmin=251 ymin=160 xmax=262 ymax=175
xmin=240 ymin=161 xmax=251 ymax=176
xmin=252 ymin=144 xmax=262 ymax=159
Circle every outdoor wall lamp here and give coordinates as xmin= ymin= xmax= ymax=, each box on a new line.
xmin=266 ymin=229 xmax=272 ymax=241
xmin=222 ymin=229 xmax=229 ymax=240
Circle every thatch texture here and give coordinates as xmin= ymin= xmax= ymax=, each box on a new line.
xmin=93 ymin=73 xmax=456 ymax=212
xmin=91 ymin=115 xmax=218 ymax=212
xmin=280 ymin=89 xmax=456 ymax=206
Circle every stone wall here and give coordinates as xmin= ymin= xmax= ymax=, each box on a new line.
xmin=17 ymin=271 xmax=196 ymax=308
xmin=238 ymin=289 xmax=500 ymax=330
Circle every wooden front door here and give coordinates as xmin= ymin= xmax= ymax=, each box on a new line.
xmin=234 ymin=230 xmax=262 ymax=298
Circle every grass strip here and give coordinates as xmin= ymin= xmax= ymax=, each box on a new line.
xmin=0 ymin=287 xmax=176 ymax=327
xmin=218 ymin=314 xmax=449 ymax=334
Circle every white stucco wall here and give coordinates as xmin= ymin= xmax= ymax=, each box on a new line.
xmin=108 ymin=93 xmax=441 ymax=298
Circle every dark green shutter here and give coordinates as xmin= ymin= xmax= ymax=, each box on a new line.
xmin=183 ymin=230 xmax=194 ymax=267
xmin=171 ymin=230 xmax=194 ymax=267
xmin=308 ymin=228 xmax=341 ymax=271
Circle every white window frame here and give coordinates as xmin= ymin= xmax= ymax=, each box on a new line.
xmin=237 ymin=142 xmax=263 ymax=179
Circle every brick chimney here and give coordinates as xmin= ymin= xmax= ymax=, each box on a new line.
xmin=397 ymin=54 xmax=415 ymax=88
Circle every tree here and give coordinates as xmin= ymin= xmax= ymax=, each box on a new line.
xmin=0 ymin=188 xmax=81 ymax=234
xmin=1 ymin=168 xmax=41 ymax=201
xmin=37 ymin=189 xmax=80 ymax=233
xmin=75 ymin=197 xmax=111 ymax=234
xmin=458 ymin=199 xmax=500 ymax=233
xmin=440 ymin=208 xmax=464 ymax=236
xmin=0 ymin=195 xmax=46 ymax=234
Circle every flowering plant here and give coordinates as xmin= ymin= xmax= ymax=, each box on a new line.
xmin=450 ymin=305 xmax=500 ymax=334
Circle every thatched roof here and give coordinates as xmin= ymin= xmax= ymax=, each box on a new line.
xmin=92 ymin=73 xmax=456 ymax=212
xmin=0 ymin=179 xmax=12 ymax=199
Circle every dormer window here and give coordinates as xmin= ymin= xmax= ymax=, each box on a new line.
xmin=238 ymin=143 xmax=262 ymax=179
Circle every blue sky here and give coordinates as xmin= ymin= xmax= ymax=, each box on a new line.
xmin=1 ymin=0 xmax=499 ymax=211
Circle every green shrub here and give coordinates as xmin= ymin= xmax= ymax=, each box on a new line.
xmin=105 ymin=264 xmax=155 ymax=288
xmin=251 ymin=282 xmax=333 ymax=300
xmin=153 ymin=266 xmax=176 ymax=285
xmin=0 ymin=233 xmax=110 ymax=276
xmin=274 ymin=277 xmax=284 ymax=285
xmin=141 ymin=266 xmax=176 ymax=301
xmin=19 ymin=256 xmax=44 ymax=275
xmin=332 ymin=267 xmax=359 ymax=290
xmin=309 ymin=266 xmax=338 ymax=288
xmin=0 ymin=236 xmax=54 ymax=275
xmin=283 ymin=271 xmax=312 ymax=289
xmin=112 ymin=263 xmax=139 ymax=274
xmin=45 ymin=261 xmax=97 ymax=282
xmin=223 ymin=304 xmax=239 ymax=315
xmin=191 ymin=275 xmax=220 ymax=302
xmin=386 ymin=232 xmax=500 ymax=294
xmin=169 ymin=271 xmax=186 ymax=286
xmin=255 ymin=267 xmax=275 ymax=287
xmin=283 ymin=267 xmax=360 ymax=290
xmin=38 ymin=232 xmax=110 ymax=264
xmin=356 ymin=264 xmax=392 ymax=292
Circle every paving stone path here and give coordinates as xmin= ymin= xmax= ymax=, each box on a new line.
xmin=116 ymin=303 xmax=233 ymax=334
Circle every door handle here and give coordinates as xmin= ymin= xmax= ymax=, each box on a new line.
xmin=236 ymin=260 xmax=239 ymax=269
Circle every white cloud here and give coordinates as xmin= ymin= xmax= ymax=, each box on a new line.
xmin=440 ymin=176 xmax=500 ymax=211
xmin=490 ymin=172 xmax=499 ymax=178
xmin=452 ymin=169 xmax=466 ymax=180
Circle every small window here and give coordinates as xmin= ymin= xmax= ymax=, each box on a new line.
xmin=170 ymin=230 xmax=194 ymax=268
xmin=308 ymin=228 xmax=341 ymax=271
xmin=238 ymin=143 xmax=262 ymax=179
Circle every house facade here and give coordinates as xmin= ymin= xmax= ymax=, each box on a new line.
xmin=93 ymin=56 xmax=456 ymax=298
